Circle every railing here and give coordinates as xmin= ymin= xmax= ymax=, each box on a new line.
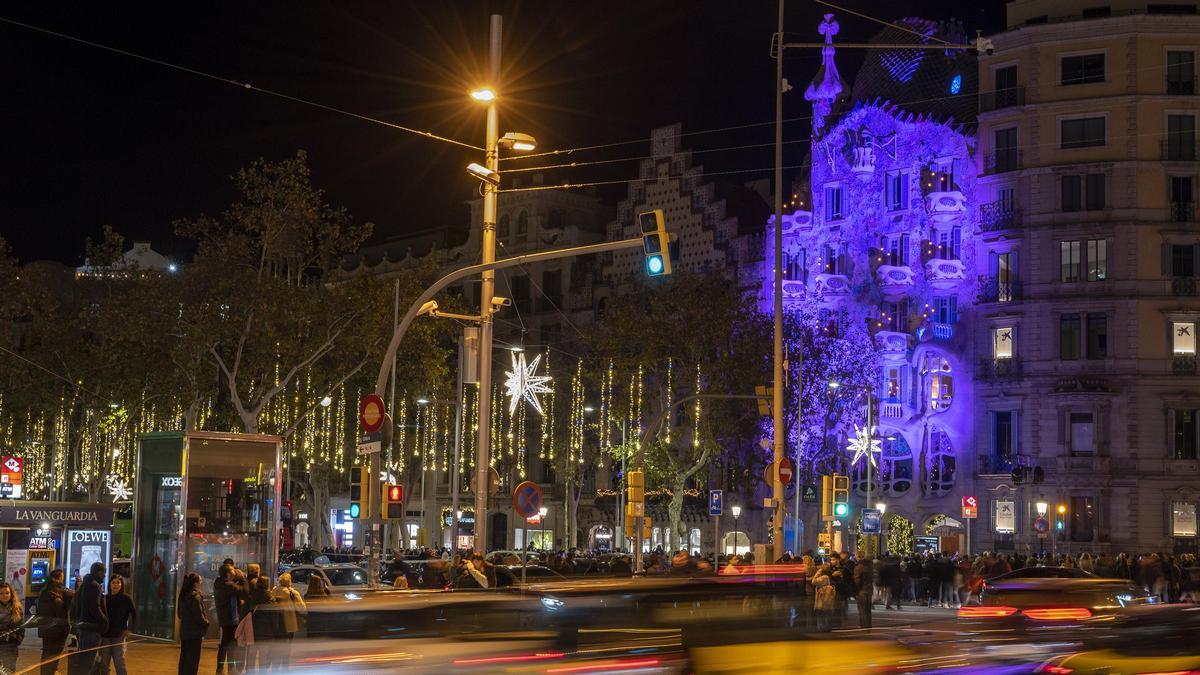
xmin=931 ymin=322 xmax=954 ymax=340
xmin=985 ymin=150 xmax=1023 ymax=174
xmin=979 ymin=201 xmax=1022 ymax=231
xmin=1173 ymin=276 xmax=1198 ymax=296
xmin=980 ymin=86 xmax=1026 ymax=112
xmin=1168 ymin=77 xmax=1197 ymax=96
xmin=978 ymin=357 xmax=1023 ymax=380
xmin=1174 ymin=353 xmax=1197 ymax=375
xmin=880 ymin=401 xmax=905 ymax=419
xmin=1161 ymin=139 xmax=1200 ymax=161
xmin=977 ymin=275 xmax=1023 ymax=303
xmin=1170 ymin=201 xmax=1196 ymax=222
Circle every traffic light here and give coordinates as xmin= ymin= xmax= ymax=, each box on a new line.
xmin=627 ymin=470 xmax=645 ymax=504
xmin=382 ymin=483 xmax=404 ymax=520
xmin=1055 ymin=503 xmax=1067 ymax=531
xmin=821 ymin=475 xmax=834 ymax=522
xmin=642 ymin=516 xmax=652 ymax=540
xmin=832 ymin=474 xmax=850 ymax=518
xmin=624 ymin=503 xmax=636 ymax=538
xmin=348 ymin=465 xmax=364 ymax=520
xmin=638 ymin=209 xmax=672 ymax=277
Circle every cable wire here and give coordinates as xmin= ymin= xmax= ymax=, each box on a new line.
xmin=814 ymin=0 xmax=954 ymax=46
xmin=0 ymin=16 xmax=483 ymax=151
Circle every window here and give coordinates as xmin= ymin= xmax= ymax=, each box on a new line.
xmin=934 ymin=296 xmax=958 ymax=324
xmin=1169 ymin=243 xmax=1197 ymax=276
xmin=1087 ymin=239 xmax=1107 ymax=281
xmin=993 ymin=127 xmax=1019 ymax=171
xmin=1061 ymin=116 xmax=1106 ymax=149
xmin=937 ymin=227 xmax=962 ymax=259
xmin=1082 ymin=6 xmax=1111 ymax=18
xmin=1171 ymin=176 xmax=1195 ymax=221
xmin=994 ymin=65 xmax=1020 ymax=108
xmin=1061 ymin=53 xmax=1105 ymax=85
xmin=1070 ymin=412 xmax=1096 ymax=455
xmin=823 ymin=243 xmax=846 ymax=274
xmin=924 ymin=428 xmax=956 ymax=496
xmin=824 ymin=184 xmax=845 ymax=221
xmin=1173 ymin=409 xmax=1199 ymax=459
xmin=999 ymin=186 xmax=1016 ymax=211
xmin=1087 ymin=314 xmax=1108 ymax=359
xmin=541 ymin=269 xmax=562 ymax=308
xmin=510 ymin=275 xmax=530 ymax=308
xmin=924 ymin=355 xmax=953 ymax=412
xmin=1069 ymin=496 xmax=1095 ymax=542
xmin=1062 ymin=175 xmax=1082 ymax=212
xmin=885 ymin=365 xmax=904 ymax=402
xmin=1168 ymin=114 xmax=1197 ymax=160
xmin=516 ymin=210 xmax=529 ymax=242
xmin=1086 ymin=174 xmax=1106 ymax=210
xmin=1174 ymin=321 xmax=1197 ymax=354
xmin=786 ymin=249 xmax=806 ymax=281
xmin=880 ymin=435 xmax=913 ymax=495
xmin=1061 ymin=241 xmax=1082 ymax=282
xmin=989 ymin=250 xmax=1018 ymax=302
xmin=992 ymin=411 xmax=1016 ymax=471
xmin=883 ymin=234 xmax=908 ymax=266
xmin=886 ymin=171 xmax=910 ymax=210
xmin=882 ymin=301 xmax=908 ymax=332
xmin=547 ymin=209 xmax=564 ymax=229
xmin=1168 ymin=51 xmax=1196 ymax=95
xmin=1061 ymin=314 xmax=1082 ymax=360
xmin=498 ymin=214 xmax=511 ymax=239
xmin=1174 ymin=502 xmax=1198 ymax=537
xmin=993 ymin=326 xmax=1014 ymax=359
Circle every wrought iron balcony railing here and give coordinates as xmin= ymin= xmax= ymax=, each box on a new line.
xmin=977 ymin=275 xmax=1023 ymax=303
xmin=979 ymin=201 xmax=1022 ymax=231
xmin=980 ymin=86 xmax=1026 ymax=112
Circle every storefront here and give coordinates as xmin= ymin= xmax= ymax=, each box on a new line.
xmin=133 ymin=431 xmax=281 ymax=640
xmin=0 ymin=502 xmax=118 ymax=611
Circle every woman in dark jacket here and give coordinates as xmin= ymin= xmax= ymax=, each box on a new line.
xmin=0 ymin=582 xmax=24 ymax=673
xmin=100 ymin=575 xmax=136 ymax=675
xmin=177 ymin=573 xmax=209 ymax=675
xmin=246 ymin=575 xmax=275 ymax=671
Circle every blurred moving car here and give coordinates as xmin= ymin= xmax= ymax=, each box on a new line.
xmin=986 ymin=566 xmax=1097 ymax=582
xmin=284 ymin=563 xmax=369 ymax=593
xmin=959 ymin=577 xmax=1156 ymax=627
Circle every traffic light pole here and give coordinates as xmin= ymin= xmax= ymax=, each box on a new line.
xmin=770 ymin=0 xmax=787 ymax=565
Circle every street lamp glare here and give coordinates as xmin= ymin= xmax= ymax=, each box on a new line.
xmin=538 ymin=506 xmax=548 ymax=517
xmin=416 ymin=397 xmax=431 ymax=405
xmin=583 ymin=405 xmax=595 ymax=413
xmin=875 ymin=502 xmax=887 ymax=514
xmin=509 ymin=345 xmax=524 ymax=353
xmin=466 ymin=162 xmax=499 ymax=187
xmin=470 ymin=88 xmax=496 ymax=102
xmin=730 ymin=505 xmax=742 ymax=518
xmin=500 ymin=132 xmax=537 ymax=151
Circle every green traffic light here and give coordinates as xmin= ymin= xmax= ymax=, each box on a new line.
xmin=348 ymin=503 xmax=361 ymax=519
xmin=834 ymin=503 xmax=849 ymax=517
xmin=646 ymin=255 xmax=665 ymax=276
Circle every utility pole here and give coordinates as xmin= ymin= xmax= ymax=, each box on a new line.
xmin=473 ymin=14 xmax=502 ymax=555
xmin=770 ymin=0 xmax=787 ymax=563
xmin=450 ymin=329 xmax=470 ymax=552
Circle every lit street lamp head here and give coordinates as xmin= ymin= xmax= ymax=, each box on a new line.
xmin=731 ymin=505 xmax=742 ymax=518
xmin=827 ymin=381 xmax=841 ymax=389
xmin=416 ymin=397 xmax=430 ymax=405
xmin=500 ymin=132 xmax=537 ymax=152
xmin=470 ymin=88 xmax=496 ymax=102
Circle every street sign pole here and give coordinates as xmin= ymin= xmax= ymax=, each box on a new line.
xmin=359 ymin=394 xmax=386 ymax=589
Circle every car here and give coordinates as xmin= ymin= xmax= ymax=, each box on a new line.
xmin=284 ymin=563 xmax=369 ymax=593
xmin=985 ymin=565 xmax=1097 ymax=582
xmin=959 ymin=577 xmax=1157 ymax=627
xmin=486 ymin=550 xmax=542 ymax=566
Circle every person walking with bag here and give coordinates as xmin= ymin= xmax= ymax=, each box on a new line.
xmin=0 ymin=582 xmax=25 ymax=674
xmin=269 ymin=573 xmax=306 ymax=670
xmin=35 ymin=570 xmax=73 ymax=675
xmin=68 ymin=562 xmax=107 ymax=675
xmin=177 ymin=573 xmax=209 ymax=675
xmin=242 ymin=576 xmax=274 ymax=671
xmin=213 ymin=564 xmax=246 ymax=674
xmin=98 ymin=575 xmax=136 ymax=675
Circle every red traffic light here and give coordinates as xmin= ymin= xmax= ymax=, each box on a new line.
xmin=387 ymin=484 xmax=404 ymax=502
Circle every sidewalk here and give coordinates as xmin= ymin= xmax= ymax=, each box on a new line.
xmin=13 ymin=635 xmax=214 ymax=674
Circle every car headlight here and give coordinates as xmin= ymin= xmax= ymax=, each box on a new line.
xmin=541 ymin=596 xmax=563 ymax=611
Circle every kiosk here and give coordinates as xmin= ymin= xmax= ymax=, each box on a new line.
xmin=0 ymin=501 xmax=118 ymax=612
xmin=132 ymin=431 xmax=281 ymax=640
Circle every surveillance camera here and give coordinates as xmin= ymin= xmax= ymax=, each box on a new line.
xmin=491 ymin=296 xmax=512 ymax=307
xmin=417 ymin=300 xmax=439 ymax=316
xmin=975 ymin=37 xmax=994 ymax=57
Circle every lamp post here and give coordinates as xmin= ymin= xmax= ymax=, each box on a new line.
xmin=1036 ymin=500 xmax=1048 ymax=558
xmin=876 ymin=502 xmax=888 ymax=556
xmin=538 ymin=506 xmax=548 ymax=552
xmin=828 ymin=381 xmax=882 ymax=556
xmin=731 ymin=505 xmax=743 ymax=556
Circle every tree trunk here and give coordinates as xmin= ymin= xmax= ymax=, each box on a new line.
xmin=566 ymin=477 xmax=581 ymax=550
xmin=667 ymin=485 xmax=685 ymax=553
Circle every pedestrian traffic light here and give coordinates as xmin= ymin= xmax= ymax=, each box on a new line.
xmin=642 ymin=516 xmax=652 ymax=540
xmin=348 ymin=465 xmax=364 ymax=520
xmin=832 ymin=474 xmax=850 ymax=518
xmin=1055 ymin=503 xmax=1067 ymax=531
xmin=624 ymin=503 xmax=636 ymax=538
xmin=627 ymin=469 xmax=645 ymax=504
xmin=638 ymin=209 xmax=672 ymax=277
xmin=382 ymin=483 xmax=404 ymax=520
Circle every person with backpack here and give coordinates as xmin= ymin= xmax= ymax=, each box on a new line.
xmin=35 ymin=569 xmax=73 ymax=675
xmin=811 ymin=564 xmax=836 ymax=632
xmin=67 ymin=562 xmax=107 ymax=675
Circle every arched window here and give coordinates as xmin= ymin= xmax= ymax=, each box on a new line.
xmin=923 ymin=427 xmax=956 ymax=496
xmin=880 ymin=433 xmax=913 ymax=495
xmin=517 ymin=210 xmax=529 ymax=242
xmin=922 ymin=353 xmax=954 ymax=412
xmin=498 ymin=214 xmax=510 ymax=239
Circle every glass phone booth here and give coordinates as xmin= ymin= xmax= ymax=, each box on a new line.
xmin=133 ymin=431 xmax=281 ymax=640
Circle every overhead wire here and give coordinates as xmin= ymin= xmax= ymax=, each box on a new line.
xmin=497 ymin=240 xmax=586 ymax=340
xmin=0 ymin=16 xmax=483 ymax=151
xmin=813 ymin=0 xmax=954 ymax=45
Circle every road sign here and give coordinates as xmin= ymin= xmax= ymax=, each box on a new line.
xmin=862 ymin=508 xmax=882 ymax=534
xmin=357 ymin=431 xmax=382 ymax=455
xmin=359 ymin=394 xmax=386 ymax=433
xmin=512 ymin=480 xmax=543 ymax=519
xmin=471 ymin=467 xmax=501 ymax=495
xmin=0 ymin=456 xmax=22 ymax=499
xmin=961 ymin=495 xmax=978 ymax=519
xmin=709 ymin=490 xmax=723 ymax=516
xmin=801 ymin=483 xmax=818 ymax=503
xmin=1033 ymin=517 xmax=1049 ymax=534
xmin=779 ymin=458 xmax=794 ymax=486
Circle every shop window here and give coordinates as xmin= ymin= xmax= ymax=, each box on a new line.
xmin=1069 ymin=496 xmax=1096 ymax=542
xmin=1173 ymin=501 xmax=1197 ymax=537
xmin=993 ymin=326 xmax=1014 ymax=359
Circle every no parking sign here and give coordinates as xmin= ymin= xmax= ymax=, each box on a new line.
xmin=513 ymin=481 xmax=543 ymax=519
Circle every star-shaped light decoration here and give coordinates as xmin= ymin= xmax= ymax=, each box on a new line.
xmin=503 ymin=352 xmax=553 ymax=416
xmin=105 ymin=474 xmax=133 ymax=502
xmin=846 ymin=424 xmax=882 ymax=468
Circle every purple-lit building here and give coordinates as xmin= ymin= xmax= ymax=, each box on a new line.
xmin=765 ymin=14 xmax=982 ymax=554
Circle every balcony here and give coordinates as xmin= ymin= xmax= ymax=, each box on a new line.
xmin=980 ymin=86 xmax=1026 ymax=112
xmin=1173 ymin=276 xmax=1198 ymax=296
xmin=875 ymin=264 xmax=915 ymax=299
xmin=925 ymin=258 xmax=967 ymax=289
xmin=979 ymin=201 xmax=1022 ymax=232
xmin=1168 ymin=77 xmax=1197 ymax=96
xmin=1161 ymin=139 xmax=1200 ymax=161
xmin=813 ymin=273 xmax=851 ymax=301
xmin=925 ymin=191 xmax=967 ymax=224
xmin=880 ymin=400 xmax=905 ymax=419
xmin=874 ymin=330 xmax=911 ymax=359
xmin=977 ymin=275 xmax=1023 ymax=303
xmin=985 ymin=150 xmax=1023 ymax=174
xmin=781 ymin=279 xmax=806 ymax=301
xmin=978 ymin=357 xmax=1023 ymax=380
xmin=1170 ymin=201 xmax=1196 ymax=222
xmin=1174 ymin=353 xmax=1197 ymax=375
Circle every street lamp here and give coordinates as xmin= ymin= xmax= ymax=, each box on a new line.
xmin=730 ymin=505 xmax=742 ymax=556
xmin=1035 ymin=501 xmax=1048 ymax=516
xmin=538 ymin=506 xmax=548 ymax=551
xmin=876 ymin=502 xmax=887 ymax=556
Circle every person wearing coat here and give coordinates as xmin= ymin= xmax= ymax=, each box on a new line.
xmin=811 ymin=565 xmax=835 ymax=633
xmin=35 ymin=569 xmax=73 ymax=675
xmin=269 ymin=573 xmax=307 ymax=669
xmin=177 ymin=573 xmax=210 ymax=675
xmin=853 ymin=558 xmax=875 ymax=628
xmin=0 ymin=582 xmax=25 ymax=673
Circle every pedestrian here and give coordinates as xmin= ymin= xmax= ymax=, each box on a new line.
xmin=213 ymin=563 xmax=246 ymax=674
xmin=177 ymin=573 xmax=209 ymax=675
xmin=269 ymin=573 xmax=306 ymax=669
xmin=0 ymin=581 xmax=25 ymax=674
xmin=245 ymin=576 xmax=274 ymax=672
xmin=880 ymin=557 xmax=903 ymax=610
xmin=98 ymin=575 xmax=135 ymax=675
xmin=854 ymin=557 xmax=874 ymax=628
xmin=68 ymin=562 xmax=108 ymax=675
xmin=304 ymin=575 xmax=329 ymax=600
xmin=811 ymin=564 xmax=835 ymax=632
xmin=35 ymin=569 xmax=73 ymax=675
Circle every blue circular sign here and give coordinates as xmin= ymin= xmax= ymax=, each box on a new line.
xmin=513 ymin=481 xmax=542 ymax=519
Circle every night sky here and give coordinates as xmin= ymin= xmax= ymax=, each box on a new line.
xmin=1 ymin=1 xmax=1005 ymax=265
